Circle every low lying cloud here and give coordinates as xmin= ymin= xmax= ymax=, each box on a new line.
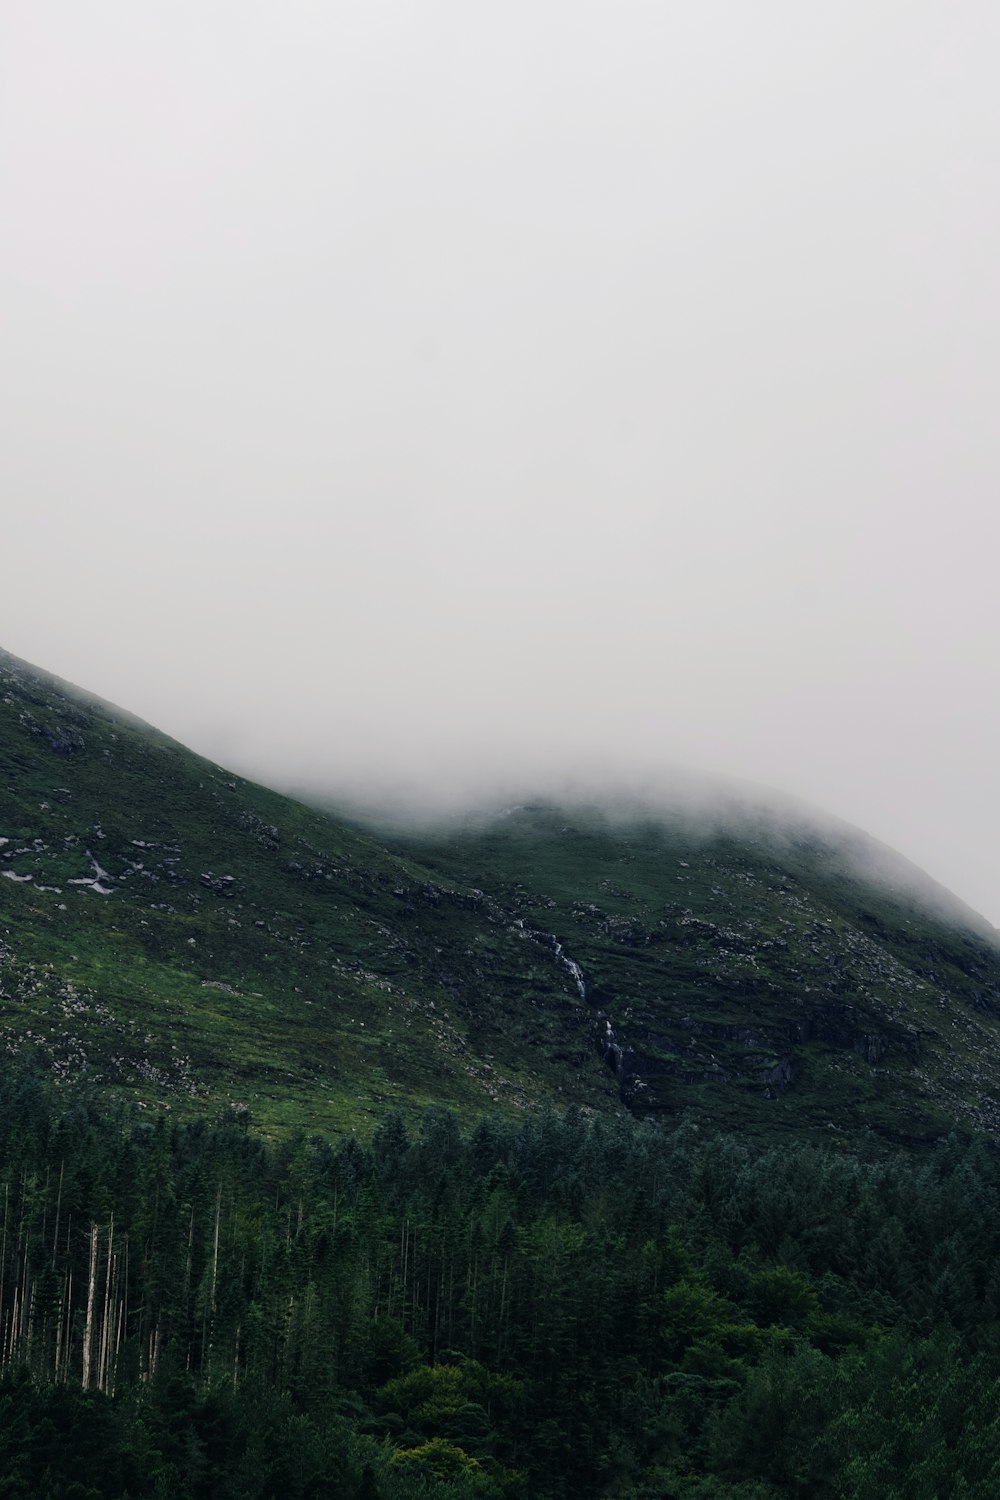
xmin=2 ymin=2 xmax=998 ymax=921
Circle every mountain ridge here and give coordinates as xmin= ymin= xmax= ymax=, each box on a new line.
xmin=3 ymin=644 xmax=1000 ymax=1146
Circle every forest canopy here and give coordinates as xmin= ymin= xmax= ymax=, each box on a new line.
xmin=0 ymin=1071 xmax=996 ymax=1498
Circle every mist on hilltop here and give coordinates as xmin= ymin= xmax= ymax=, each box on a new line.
xmin=278 ymin=756 xmax=999 ymax=940
xmin=3 ymin=2 xmax=999 ymax=920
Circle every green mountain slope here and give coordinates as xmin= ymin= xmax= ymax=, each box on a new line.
xmin=3 ymin=646 xmax=1000 ymax=1145
xmin=393 ymin=802 xmax=1000 ymax=1143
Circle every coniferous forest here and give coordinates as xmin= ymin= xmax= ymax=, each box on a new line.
xmin=0 ymin=1071 xmax=997 ymax=1498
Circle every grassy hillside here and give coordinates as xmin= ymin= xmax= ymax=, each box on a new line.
xmin=0 ymin=649 xmax=622 ymax=1135
xmin=3 ymin=646 xmax=1000 ymax=1146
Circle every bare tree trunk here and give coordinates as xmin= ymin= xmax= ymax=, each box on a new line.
xmin=113 ymin=1235 xmax=128 ymax=1395
xmin=112 ymin=1288 xmax=126 ymax=1396
xmin=62 ymin=1216 xmax=73 ymax=1383
xmin=56 ymin=1269 xmax=72 ymax=1383
xmin=497 ymin=1258 xmax=509 ymax=1364
xmin=82 ymin=1224 xmax=99 ymax=1390
xmin=98 ymin=1216 xmax=114 ymax=1392
xmin=7 ymin=1288 xmax=18 ymax=1368
xmin=18 ymin=1225 xmax=31 ymax=1351
xmin=51 ymin=1163 xmax=64 ymax=1270
xmin=0 ymin=1182 xmax=8 ymax=1367
xmin=211 ymin=1187 xmax=222 ymax=1316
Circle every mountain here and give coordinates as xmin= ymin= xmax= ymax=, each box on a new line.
xmin=2 ymin=644 xmax=1000 ymax=1146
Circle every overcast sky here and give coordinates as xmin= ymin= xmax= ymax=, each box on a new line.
xmin=3 ymin=2 xmax=999 ymax=919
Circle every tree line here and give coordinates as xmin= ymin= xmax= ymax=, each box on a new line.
xmin=0 ymin=1070 xmax=997 ymax=1497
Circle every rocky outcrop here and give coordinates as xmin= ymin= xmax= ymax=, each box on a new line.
xmin=591 ymin=1003 xmax=921 ymax=1108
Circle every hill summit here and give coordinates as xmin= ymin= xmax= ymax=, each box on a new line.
xmin=2 ymin=645 xmax=1000 ymax=1145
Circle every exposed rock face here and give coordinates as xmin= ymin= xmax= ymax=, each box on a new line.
xmin=584 ymin=993 xmax=933 ymax=1112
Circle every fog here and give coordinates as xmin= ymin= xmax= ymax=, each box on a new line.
xmin=3 ymin=2 xmax=999 ymax=921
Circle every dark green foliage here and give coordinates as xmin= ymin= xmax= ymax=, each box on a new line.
xmin=0 ymin=1074 xmax=993 ymax=1495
